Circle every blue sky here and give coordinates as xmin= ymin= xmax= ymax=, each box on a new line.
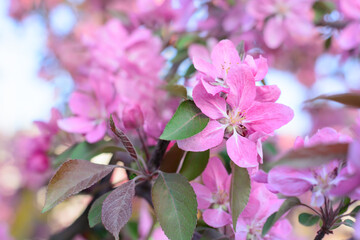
xmin=0 ymin=0 xmax=54 ymax=135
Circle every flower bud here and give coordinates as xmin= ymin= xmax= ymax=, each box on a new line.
xmin=27 ymin=152 xmax=49 ymax=173
xmin=122 ymin=104 xmax=144 ymax=129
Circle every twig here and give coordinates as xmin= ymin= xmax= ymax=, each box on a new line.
xmin=148 ymin=140 xmax=170 ymax=172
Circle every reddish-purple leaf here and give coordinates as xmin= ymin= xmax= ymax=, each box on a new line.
xmin=307 ymin=93 xmax=360 ymax=108
xmin=160 ymin=143 xmax=185 ymax=173
xmin=110 ymin=115 xmax=138 ymax=160
xmin=102 ymin=180 xmax=135 ymax=240
xmin=270 ymin=143 xmax=349 ymax=169
xmin=43 ymin=159 xmax=116 ymax=212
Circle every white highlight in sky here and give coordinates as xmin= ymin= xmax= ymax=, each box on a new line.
xmin=0 ymin=1 xmax=55 ymax=135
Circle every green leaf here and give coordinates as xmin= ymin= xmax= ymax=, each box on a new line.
xmin=180 ymin=150 xmax=209 ymax=181
xmin=236 ymin=41 xmax=245 ymax=60
xmin=338 ymin=197 xmax=351 ymax=215
xmin=184 ymin=64 xmax=196 ymax=78
xmin=124 ymin=221 xmax=139 ymax=240
xmin=176 ymin=34 xmax=198 ymax=50
xmin=330 ymin=219 xmax=342 ymax=230
xmin=88 ymin=192 xmax=111 ymax=227
xmin=350 ymin=205 xmax=360 ymax=217
xmin=230 ymin=164 xmax=251 ymax=230
xmin=219 ymin=151 xmax=231 ymax=174
xmin=160 ymin=100 xmax=209 ymax=140
xmin=269 ymin=143 xmax=349 ymax=169
xmin=54 ymin=140 xmax=125 ymax=168
xmin=262 ymin=197 xmax=300 ymax=236
xmin=152 ymin=172 xmax=197 ymax=240
xmin=298 ymin=213 xmax=320 ymax=226
xmin=306 ymin=93 xmax=360 ymax=108
xmin=43 ymin=160 xmax=116 ymax=212
xmin=164 ymin=84 xmax=188 ymax=98
xmin=172 ymin=49 xmax=188 ymax=63
xmin=343 ymin=219 xmax=355 ymax=228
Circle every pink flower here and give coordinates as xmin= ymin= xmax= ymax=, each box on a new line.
xmin=178 ymin=65 xmax=293 ymax=168
xmin=234 ymin=182 xmax=292 ymax=240
xmin=122 ymin=104 xmax=144 ymax=130
xmin=247 ymin=0 xmax=315 ymax=48
xmin=192 ymin=40 xmax=268 ymax=95
xmin=191 ymin=157 xmax=232 ymax=228
xmin=34 ymin=108 xmax=61 ymax=138
xmin=58 ymin=80 xmax=119 ymax=143
xmin=338 ymin=0 xmax=360 ymax=50
xmin=331 ymin=117 xmax=360 ymax=199
xmin=267 ymin=128 xmax=351 ymax=206
xmin=138 ymin=199 xmax=168 ymax=240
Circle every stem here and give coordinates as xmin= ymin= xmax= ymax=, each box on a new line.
xmin=176 ymin=151 xmax=187 ymax=173
xmin=148 ymin=140 xmax=170 ymax=172
xmin=137 ymin=128 xmax=150 ymax=161
xmin=314 ymin=228 xmax=326 ymax=240
xmin=300 ymin=203 xmax=321 ymax=216
xmin=115 ymin=165 xmax=143 ymax=175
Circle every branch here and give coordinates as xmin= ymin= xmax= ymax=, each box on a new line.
xmin=148 ymin=139 xmax=170 ymax=172
xmin=316 ymin=20 xmax=347 ymax=29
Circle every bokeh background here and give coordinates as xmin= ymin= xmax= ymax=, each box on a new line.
xmin=0 ymin=0 xmax=360 ymax=239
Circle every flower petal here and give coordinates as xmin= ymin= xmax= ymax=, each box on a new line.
xmin=264 ymin=16 xmax=286 ymax=49
xmin=191 ymin=182 xmax=213 ymax=209
xmin=245 ymin=102 xmax=294 ymax=134
xmin=69 ymin=92 xmax=98 ymax=118
xmin=177 ymin=120 xmax=225 ymax=152
xmin=85 ymin=121 xmax=107 ymax=143
xmin=193 ymin=57 xmax=216 ymax=77
xmin=57 ymin=117 xmax=96 ymax=133
xmin=202 ymin=157 xmax=229 ymax=193
xmin=226 ymin=65 xmax=256 ymax=111
xmin=226 ymin=133 xmax=258 ymax=168
xmin=338 ymin=22 xmax=360 ymax=50
xmin=255 ymin=85 xmax=281 ymax=102
xmin=193 ymin=83 xmax=227 ymax=119
xmin=210 ymin=40 xmax=240 ymax=79
xmin=202 ymin=208 xmax=232 ymax=228
xmin=267 ymin=167 xmax=314 ymax=196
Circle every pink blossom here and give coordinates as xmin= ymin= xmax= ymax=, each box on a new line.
xmin=84 ymin=19 xmax=164 ymax=79
xmin=138 ymin=199 xmax=168 ymax=240
xmin=109 ymin=0 xmax=195 ymax=32
xmin=267 ymin=128 xmax=351 ymax=206
xmin=192 ymin=40 xmax=269 ymax=95
xmin=338 ymin=0 xmax=360 ymax=50
xmin=122 ymin=104 xmax=145 ymax=130
xmin=234 ymin=182 xmax=292 ymax=240
xmin=331 ymin=118 xmax=360 ymax=199
xmin=34 ymin=108 xmax=61 ymax=138
xmin=83 ymin=19 xmax=175 ymax=142
xmin=58 ymin=80 xmax=119 ymax=143
xmin=178 ymin=65 xmax=293 ymax=168
xmin=247 ymin=0 xmax=316 ymax=49
xmin=191 ymin=157 xmax=232 ymax=228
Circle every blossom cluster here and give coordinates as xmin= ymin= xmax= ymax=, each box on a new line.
xmin=2 ymin=0 xmax=360 ymax=239
xmin=178 ymin=40 xmax=293 ymax=169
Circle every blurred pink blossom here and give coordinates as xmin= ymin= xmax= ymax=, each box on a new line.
xmin=267 ymin=128 xmax=351 ymax=206
xmin=191 ymin=157 xmax=232 ymax=228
